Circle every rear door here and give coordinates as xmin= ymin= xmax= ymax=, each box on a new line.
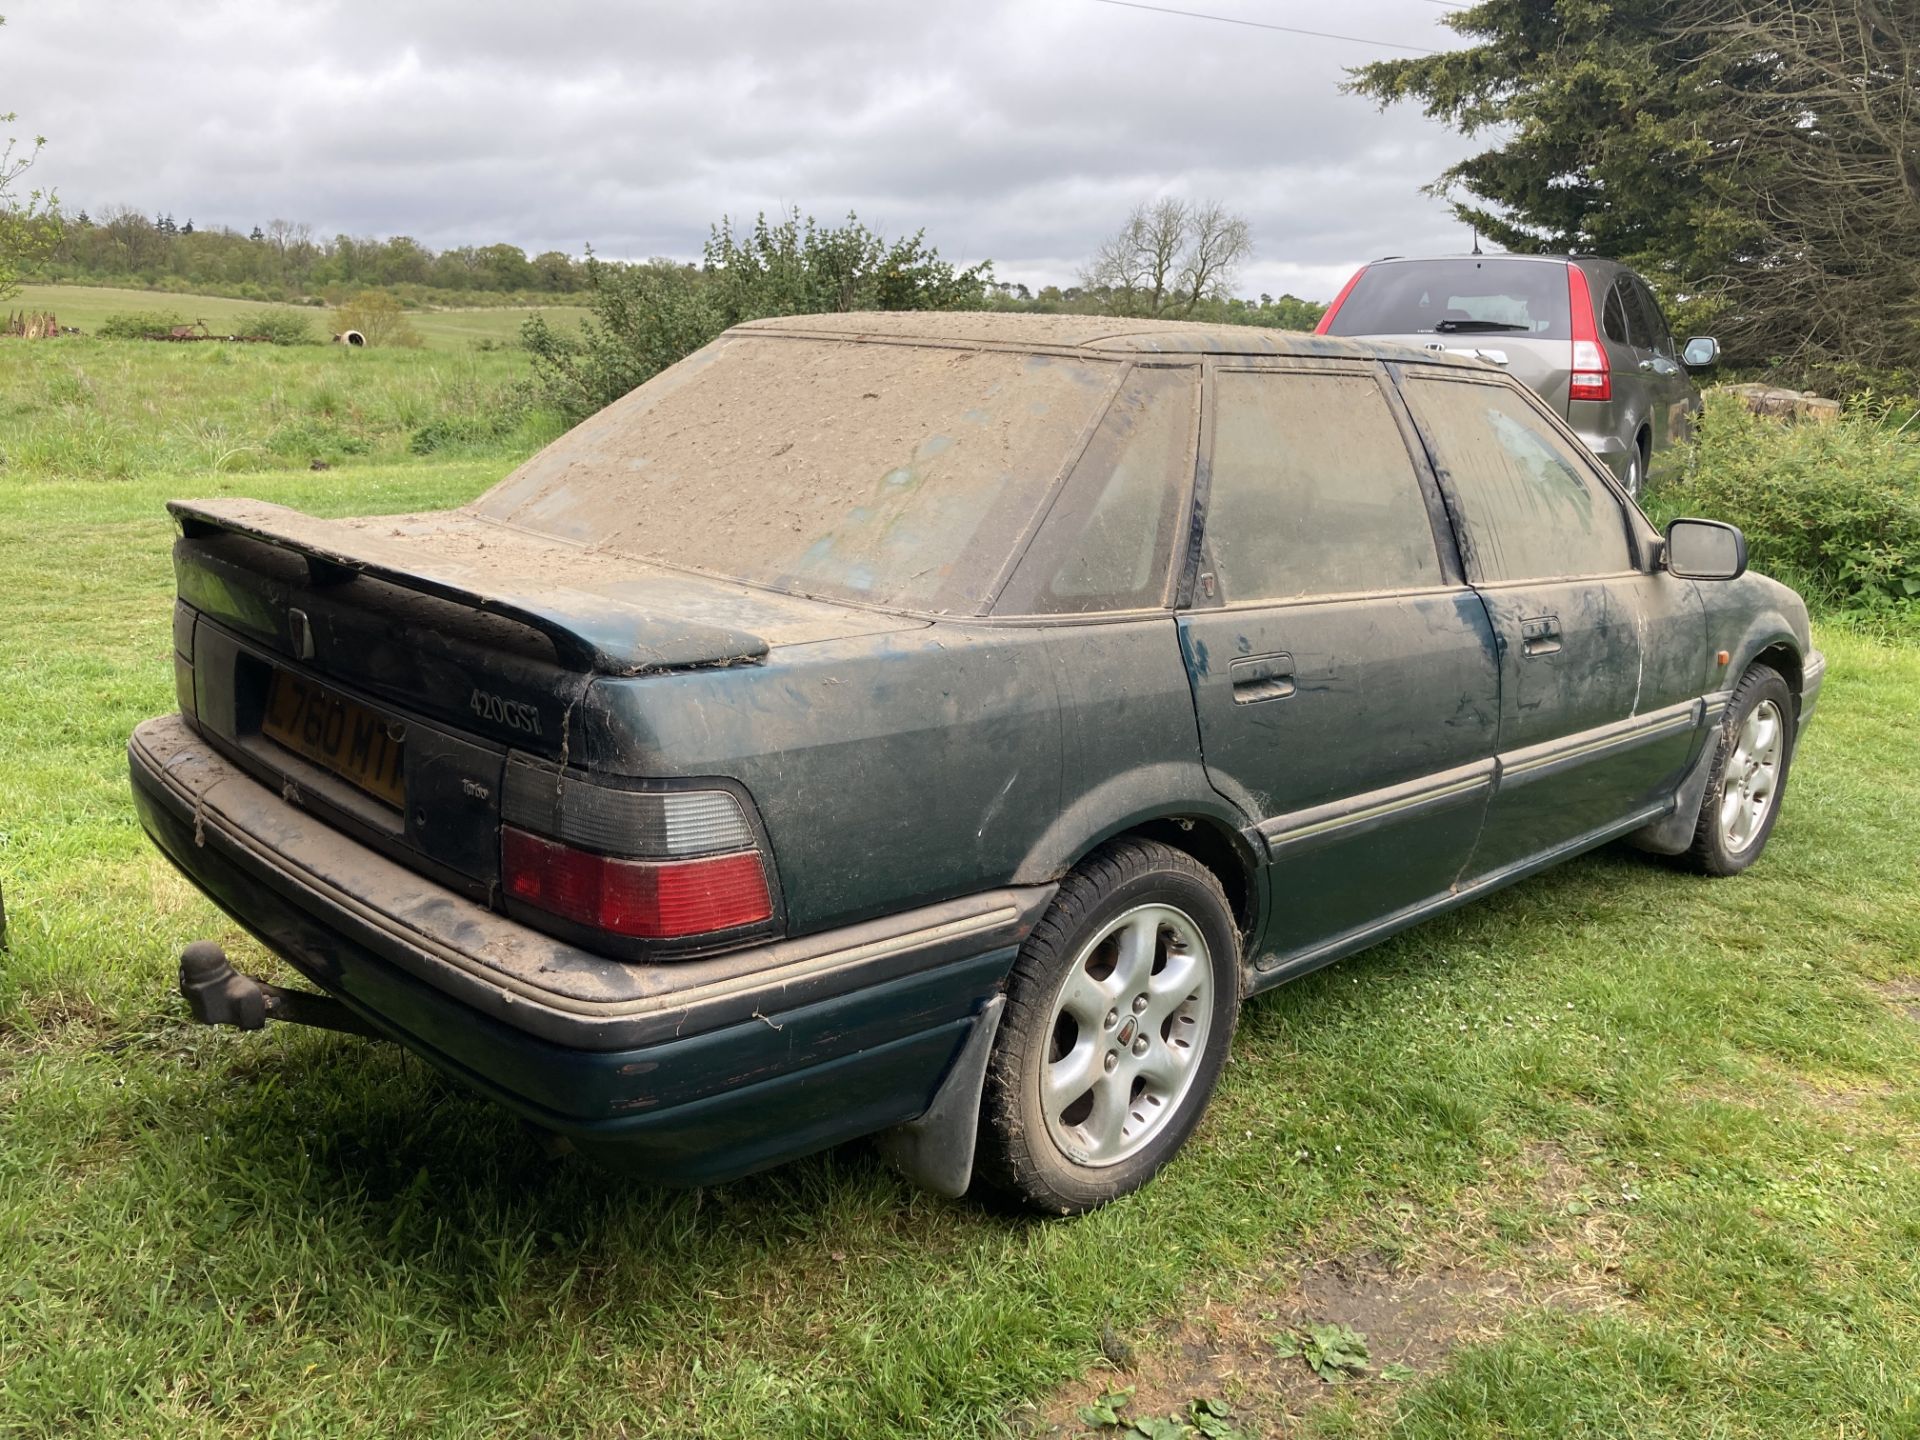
xmin=1394 ymin=367 xmax=1706 ymax=878
xmin=1177 ymin=359 xmax=1501 ymax=971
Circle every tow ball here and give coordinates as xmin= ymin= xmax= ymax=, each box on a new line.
xmin=177 ymin=941 xmax=382 ymax=1037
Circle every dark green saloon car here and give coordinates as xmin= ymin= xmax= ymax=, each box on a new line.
xmin=131 ymin=313 xmax=1824 ymax=1212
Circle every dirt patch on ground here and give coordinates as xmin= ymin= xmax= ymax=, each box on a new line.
xmin=1024 ymin=1255 xmax=1521 ymax=1438
xmin=1025 ymin=1144 xmax=1626 ymax=1438
xmin=1871 ymin=978 xmax=1920 ymax=1024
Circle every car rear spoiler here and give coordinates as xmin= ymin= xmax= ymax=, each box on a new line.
xmin=168 ymin=499 xmax=770 ymax=676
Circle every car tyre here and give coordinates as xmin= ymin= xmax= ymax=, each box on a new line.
xmin=1683 ymin=663 xmax=1795 ymax=876
xmin=1624 ymin=445 xmax=1645 ymax=500
xmin=975 ymin=838 xmax=1240 ymax=1214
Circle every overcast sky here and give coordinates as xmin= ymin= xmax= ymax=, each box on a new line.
xmin=4 ymin=1 xmax=1476 ymax=302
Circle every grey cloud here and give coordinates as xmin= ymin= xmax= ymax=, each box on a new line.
xmin=5 ymin=0 xmax=1475 ymax=299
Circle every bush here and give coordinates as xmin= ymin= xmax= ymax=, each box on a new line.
xmin=95 ymin=310 xmax=187 ymax=340
xmin=524 ymin=209 xmax=991 ymax=422
xmin=332 ymin=290 xmax=423 ymax=349
xmin=1648 ymin=392 xmax=1920 ymax=614
xmin=235 ymin=306 xmax=319 ymax=346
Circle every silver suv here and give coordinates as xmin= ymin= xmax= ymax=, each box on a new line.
xmin=1317 ymin=254 xmax=1720 ymax=497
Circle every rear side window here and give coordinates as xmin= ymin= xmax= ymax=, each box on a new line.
xmin=1202 ymin=370 xmax=1444 ymax=603
xmin=1602 ymin=282 xmax=1630 ymax=345
xmin=1404 ymin=376 xmax=1632 ymax=582
xmin=995 ymin=366 xmax=1196 ymax=614
xmin=1323 ymin=258 xmax=1570 ymax=340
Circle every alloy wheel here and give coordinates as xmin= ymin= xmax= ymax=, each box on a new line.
xmin=1039 ymin=903 xmax=1214 ymax=1167
xmin=1720 ymin=698 xmax=1784 ymax=853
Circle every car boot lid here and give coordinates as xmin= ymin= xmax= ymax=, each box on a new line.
xmin=171 ymin=498 xmax=921 ymax=675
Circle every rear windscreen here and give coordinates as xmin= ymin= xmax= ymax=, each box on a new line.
xmin=471 ymin=335 xmax=1122 ymax=614
xmin=1325 ymin=259 xmax=1571 ymax=340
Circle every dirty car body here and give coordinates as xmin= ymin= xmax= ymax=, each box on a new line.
xmin=130 ymin=312 xmax=1822 ymax=1203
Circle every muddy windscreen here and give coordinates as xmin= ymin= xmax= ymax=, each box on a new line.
xmin=471 ymin=335 xmax=1125 ymax=614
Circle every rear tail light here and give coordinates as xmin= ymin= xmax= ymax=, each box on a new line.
xmin=502 ymin=827 xmax=772 ymax=939
xmin=500 ymin=759 xmax=775 ymax=942
xmin=1314 ymin=265 xmax=1367 ymax=335
xmin=1566 ymin=266 xmax=1612 ymax=401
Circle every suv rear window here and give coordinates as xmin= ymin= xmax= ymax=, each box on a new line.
xmin=1325 ymin=259 xmax=1571 ymax=340
xmin=472 ymin=335 xmax=1120 ymax=614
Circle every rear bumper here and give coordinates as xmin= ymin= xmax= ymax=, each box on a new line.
xmin=130 ymin=714 xmax=1045 ymax=1184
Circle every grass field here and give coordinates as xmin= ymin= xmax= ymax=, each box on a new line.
xmin=9 ymin=283 xmax=586 ymax=352
xmin=0 ymin=331 xmax=566 ymax=483
xmin=2 ymin=323 xmax=1918 ymax=1439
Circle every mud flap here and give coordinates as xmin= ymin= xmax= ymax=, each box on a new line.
xmin=1627 ymin=727 xmax=1719 ymax=856
xmin=874 ymin=994 xmax=1004 ymax=1199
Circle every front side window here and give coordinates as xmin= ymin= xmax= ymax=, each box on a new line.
xmin=1403 ymin=376 xmax=1632 ymax=582
xmin=1632 ymin=279 xmax=1676 ymax=357
xmin=1202 ymin=370 xmax=1444 ymax=603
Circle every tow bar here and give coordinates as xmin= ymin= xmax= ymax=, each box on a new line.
xmin=177 ymin=941 xmax=383 ymax=1037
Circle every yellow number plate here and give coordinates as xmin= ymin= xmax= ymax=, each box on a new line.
xmin=261 ymin=670 xmax=406 ymax=808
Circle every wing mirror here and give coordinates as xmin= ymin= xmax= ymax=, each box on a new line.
xmin=1665 ymin=518 xmax=1746 ymax=580
xmin=1682 ymin=336 xmax=1719 ymax=370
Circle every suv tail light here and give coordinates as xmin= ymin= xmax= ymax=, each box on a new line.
xmin=1566 ymin=266 xmax=1612 ymax=401
xmin=1314 ymin=265 xmax=1367 ymax=335
xmin=500 ymin=760 xmax=775 ymax=942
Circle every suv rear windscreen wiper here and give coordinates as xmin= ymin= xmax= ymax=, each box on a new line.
xmin=1430 ymin=319 xmax=1530 ymax=333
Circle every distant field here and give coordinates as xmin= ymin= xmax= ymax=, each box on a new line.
xmin=0 ymin=328 xmax=565 ymax=483
xmin=8 ymin=283 xmax=586 ymax=352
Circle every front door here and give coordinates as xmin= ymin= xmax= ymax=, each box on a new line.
xmin=1177 ymin=360 xmax=1502 ymax=971
xmin=1395 ymin=367 xmax=1705 ymax=879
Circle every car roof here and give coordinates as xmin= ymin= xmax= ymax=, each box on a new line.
xmin=734 ymin=310 xmax=1492 ymax=367
xmin=1363 ymin=252 xmax=1621 ymax=274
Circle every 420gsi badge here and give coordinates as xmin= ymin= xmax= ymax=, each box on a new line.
xmin=468 ymin=688 xmax=543 ymax=736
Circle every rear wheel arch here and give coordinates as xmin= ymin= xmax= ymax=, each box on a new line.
xmin=1108 ymin=815 xmax=1261 ymax=946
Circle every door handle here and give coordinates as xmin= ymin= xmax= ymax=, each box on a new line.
xmin=1520 ymin=615 xmax=1562 ymax=657
xmin=1230 ymin=652 xmax=1295 ymax=703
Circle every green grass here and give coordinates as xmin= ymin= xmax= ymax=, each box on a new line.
xmin=2 ymin=339 xmax=1919 ymax=1438
xmin=0 ymin=332 xmax=565 ymax=482
xmin=9 ymin=283 xmax=586 ymax=352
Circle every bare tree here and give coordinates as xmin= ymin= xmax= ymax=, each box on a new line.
xmin=1177 ymin=201 xmax=1253 ymax=316
xmin=1082 ymin=197 xmax=1253 ymax=316
xmin=1082 ymin=198 xmax=1189 ymax=316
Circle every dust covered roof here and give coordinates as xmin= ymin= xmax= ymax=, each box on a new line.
xmin=734 ymin=310 xmax=1484 ymax=365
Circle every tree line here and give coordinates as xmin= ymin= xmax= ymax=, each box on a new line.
xmin=31 ymin=208 xmax=601 ymax=304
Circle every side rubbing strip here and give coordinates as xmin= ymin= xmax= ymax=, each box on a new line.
xmin=1258 ymin=759 xmax=1496 ymax=856
xmin=1495 ymin=699 xmax=1702 ymax=791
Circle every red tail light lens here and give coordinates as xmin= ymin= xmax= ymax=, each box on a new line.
xmin=502 ymin=826 xmax=773 ymax=939
xmin=1566 ymin=266 xmax=1612 ymax=401
xmin=1314 ymin=265 xmax=1367 ymax=335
